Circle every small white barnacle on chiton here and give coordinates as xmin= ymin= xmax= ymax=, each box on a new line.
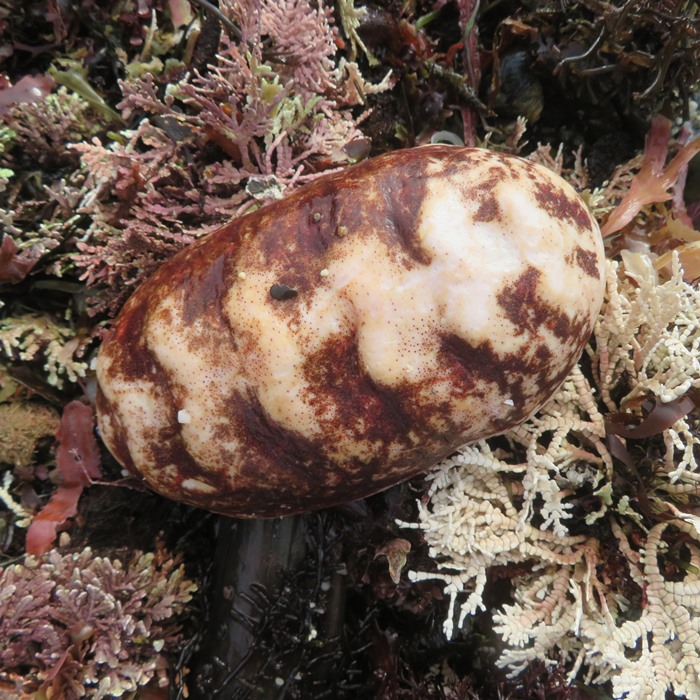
xmin=95 ymin=145 xmax=605 ymax=518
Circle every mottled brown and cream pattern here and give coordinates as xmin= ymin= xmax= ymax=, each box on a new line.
xmin=96 ymin=145 xmax=605 ymax=517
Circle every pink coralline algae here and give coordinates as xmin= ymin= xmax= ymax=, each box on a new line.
xmin=0 ymin=546 xmax=196 ymax=698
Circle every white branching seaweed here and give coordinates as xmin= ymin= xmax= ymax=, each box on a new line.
xmin=0 ymin=312 xmax=90 ymax=388
xmin=402 ymin=254 xmax=700 ymax=699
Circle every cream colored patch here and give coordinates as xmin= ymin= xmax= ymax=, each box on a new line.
xmin=96 ymin=366 xmax=170 ymax=473
xmin=419 ymin=158 xmax=604 ymax=356
xmin=209 ymin=154 xmax=603 ymax=458
xmin=144 ymin=293 xmax=245 ymax=472
xmin=223 ymin=270 xmax=343 ymax=436
xmin=181 ymin=477 xmax=216 ymax=493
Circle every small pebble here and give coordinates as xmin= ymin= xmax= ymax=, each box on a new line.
xmin=270 ymin=283 xmax=298 ymax=300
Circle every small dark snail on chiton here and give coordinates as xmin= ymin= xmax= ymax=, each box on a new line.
xmin=96 ymin=145 xmax=605 ymax=518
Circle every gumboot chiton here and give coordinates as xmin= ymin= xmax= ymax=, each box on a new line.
xmin=96 ymin=145 xmax=605 ymax=518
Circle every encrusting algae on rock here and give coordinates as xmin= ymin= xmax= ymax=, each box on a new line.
xmin=96 ymin=145 xmax=605 ymax=518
